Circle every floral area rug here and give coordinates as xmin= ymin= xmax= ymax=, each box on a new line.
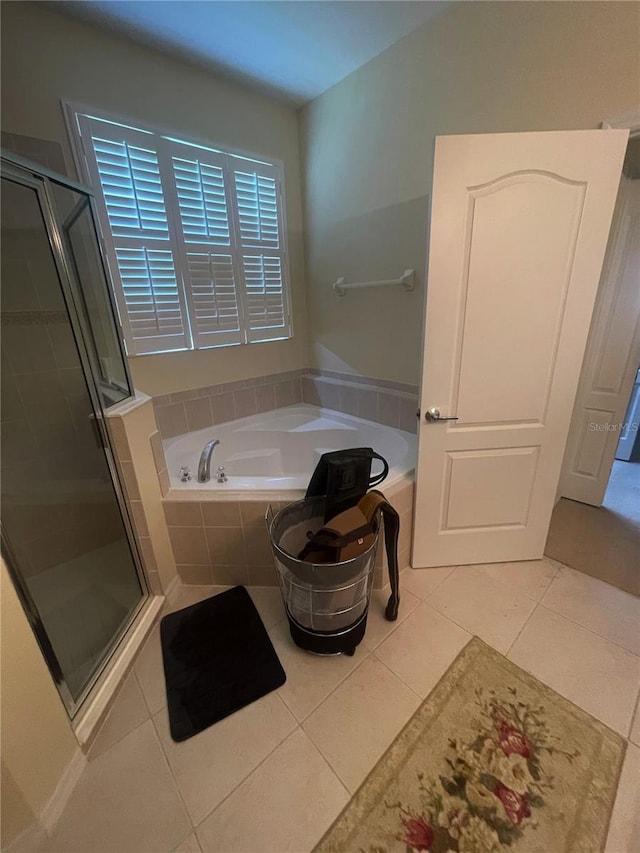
xmin=314 ymin=638 xmax=625 ymax=853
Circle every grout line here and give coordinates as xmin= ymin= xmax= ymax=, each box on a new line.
xmin=405 ymin=564 xmax=456 ymax=601
xmin=505 ymin=600 xmax=541 ymax=657
xmin=371 ymin=650 xmax=424 ymax=703
xmin=146 ymin=714 xmax=194 ymax=831
xmin=191 ymin=724 xmax=304 ymax=833
xmin=534 ymin=602 xmax=640 ymax=659
xmin=277 ymin=643 xmax=375 ymax=725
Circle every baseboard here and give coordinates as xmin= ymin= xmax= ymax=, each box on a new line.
xmin=39 ymin=749 xmax=86 ymax=834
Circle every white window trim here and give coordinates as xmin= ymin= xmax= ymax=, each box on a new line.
xmin=62 ymin=100 xmax=293 ymax=357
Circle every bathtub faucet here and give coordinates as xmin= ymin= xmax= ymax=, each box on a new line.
xmin=197 ymin=439 xmax=220 ymax=483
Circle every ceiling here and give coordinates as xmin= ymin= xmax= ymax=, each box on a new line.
xmin=56 ymin=1 xmax=448 ymax=106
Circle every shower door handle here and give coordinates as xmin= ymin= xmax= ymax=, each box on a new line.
xmin=425 ymin=407 xmax=458 ymax=423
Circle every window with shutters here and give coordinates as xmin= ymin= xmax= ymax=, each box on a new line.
xmin=67 ymin=109 xmax=292 ymax=356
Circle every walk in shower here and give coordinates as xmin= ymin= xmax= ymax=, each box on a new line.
xmin=1 ymin=151 xmax=147 ymax=714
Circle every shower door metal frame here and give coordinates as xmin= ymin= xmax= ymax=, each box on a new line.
xmin=1 ymin=154 xmax=149 ymax=717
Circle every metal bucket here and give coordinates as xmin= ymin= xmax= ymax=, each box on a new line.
xmin=267 ymin=497 xmax=379 ymax=654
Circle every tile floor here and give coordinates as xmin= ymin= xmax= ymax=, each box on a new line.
xmin=43 ymin=559 xmax=639 ymax=853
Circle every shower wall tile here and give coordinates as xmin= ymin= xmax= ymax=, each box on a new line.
xmin=2 ymin=324 xmax=56 ymax=374
xmin=47 ymin=323 xmax=80 ymax=370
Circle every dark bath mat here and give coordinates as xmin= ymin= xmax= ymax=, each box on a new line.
xmin=160 ymin=586 xmax=286 ymax=742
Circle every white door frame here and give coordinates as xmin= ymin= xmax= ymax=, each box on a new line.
xmin=559 ymin=109 xmax=640 ymax=504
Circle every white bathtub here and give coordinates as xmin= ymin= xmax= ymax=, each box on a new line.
xmin=163 ymin=404 xmax=416 ymax=499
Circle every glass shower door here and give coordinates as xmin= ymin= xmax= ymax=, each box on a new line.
xmin=1 ymin=173 xmax=146 ymax=711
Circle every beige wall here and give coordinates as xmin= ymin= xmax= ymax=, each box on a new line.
xmin=0 ymin=1 xmax=309 ymax=398
xmin=300 ymin=1 xmax=640 ymax=386
xmin=0 ymin=559 xmax=77 ymax=848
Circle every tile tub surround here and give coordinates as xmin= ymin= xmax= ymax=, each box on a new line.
xmin=302 ymin=370 xmax=419 ymax=435
xmin=152 ymin=370 xmax=306 ymax=439
xmin=164 ymin=478 xmax=415 ymax=588
xmin=106 ymin=394 xmax=177 ymax=596
xmin=152 ymin=369 xmax=419 ymax=439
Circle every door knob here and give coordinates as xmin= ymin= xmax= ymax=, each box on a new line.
xmin=425 ymin=407 xmax=458 ymax=423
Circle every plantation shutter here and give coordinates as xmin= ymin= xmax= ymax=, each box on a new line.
xmin=230 ymin=162 xmax=291 ymax=342
xmin=75 ymin=110 xmax=291 ymax=355
xmin=77 ymin=115 xmax=190 ymax=355
xmin=167 ymin=142 xmax=242 ymax=347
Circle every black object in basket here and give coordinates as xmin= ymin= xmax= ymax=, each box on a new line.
xmin=160 ymin=586 xmax=286 ymax=741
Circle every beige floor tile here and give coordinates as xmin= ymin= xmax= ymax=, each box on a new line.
xmin=89 ymin=673 xmax=149 ymax=759
xmin=269 ymin=620 xmax=370 ymax=721
xmin=630 ymin=696 xmax=640 ymax=746
xmin=174 ymin=835 xmax=202 ymax=853
xmin=364 ymin=584 xmax=420 ymax=649
xmin=401 ymin=565 xmax=455 ymax=599
xmin=134 ymin=624 xmax=167 ymax=714
xmin=47 ymin=721 xmax=190 ymax=853
xmin=605 ymin=742 xmax=640 ymax=853
xmin=540 ymin=566 xmax=640 ymax=656
xmin=303 ymin=656 xmax=421 ymax=792
xmin=153 ymin=692 xmax=296 ymax=825
xmin=461 ymin=558 xmax=558 ymax=601
xmin=375 ymin=603 xmax=471 ymax=698
xmin=426 ymin=565 xmax=538 ymax=653
xmin=509 ymin=606 xmax=640 ymax=736
xmin=247 ymin=585 xmax=286 ymax=630
xmin=196 ymin=729 xmax=349 ymax=853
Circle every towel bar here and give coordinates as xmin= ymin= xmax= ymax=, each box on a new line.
xmin=332 ymin=269 xmax=415 ymax=296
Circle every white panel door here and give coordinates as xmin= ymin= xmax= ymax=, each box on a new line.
xmin=559 ymin=177 xmax=640 ymax=503
xmin=412 ymin=130 xmax=627 ymax=568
